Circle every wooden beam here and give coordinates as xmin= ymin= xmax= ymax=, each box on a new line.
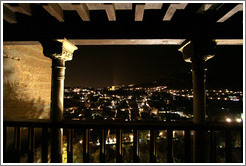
xmin=3 ymin=41 xmax=40 ymax=45
xmin=3 ymin=5 xmax=17 ymax=23
xmin=197 ymin=3 xmax=222 ymax=13
xmin=197 ymin=4 xmax=213 ymax=13
xmin=4 ymin=39 xmax=243 ymax=46
xmin=145 ymin=3 xmax=163 ymax=9
xmin=217 ymin=4 xmax=243 ymax=22
xmin=104 ymin=3 xmax=116 ymax=21
xmin=14 ymin=3 xmax=32 ymax=15
xmin=69 ymin=39 xmax=185 ymax=45
xmin=215 ymin=39 xmax=243 ymax=45
xmin=114 ymin=3 xmax=132 ymax=10
xmin=135 ymin=4 xmax=145 ymax=21
xmin=86 ymin=3 xmax=104 ymax=10
xmin=163 ymin=3 xmax=188 ymax=21
xmin=72 ymin=3 xmax=90 ymax=21
xmin=4 ymin=3 xmax=31 ymax=15
xmin=42 ymin=3 xmax=64 ymax=22
xmin=58 ymin=3 xmax=74 ymax=10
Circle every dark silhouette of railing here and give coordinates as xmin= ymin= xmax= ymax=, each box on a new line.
xmin=3 ymin=119 xmax=243 ymax=163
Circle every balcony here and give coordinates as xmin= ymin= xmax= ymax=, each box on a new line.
xmin=3 ymin=119 xmax=243 ymax=163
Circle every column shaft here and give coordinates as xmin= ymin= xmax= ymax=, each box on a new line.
xmin=51 ymin=59 xmax=65 ymax=121
xmin=192 ymin=57 xmax=206 ymax=124
xmin=192 ymin=56 xmax=207 ymax=162
xmin=51 ymin=59 xmax=65 ymax=163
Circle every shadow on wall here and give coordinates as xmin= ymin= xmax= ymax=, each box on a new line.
xmin=3 ymin=53 xmax=50 ymax=120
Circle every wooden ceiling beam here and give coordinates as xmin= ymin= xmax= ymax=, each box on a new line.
xmin=114 ymin=3 xmax=132 ymax=10
xmin=163 ymin=3 xmax=188 ymax=21
xmin=145 ymin=3 xmax=163 ymax=9
xmin=42 ymin=3 xmax=64 ymax=22
xmin=217 ymin=4 xmax=243 ymax=22
xmin=135 ymin=3 xmax=145 ymax=21
xmin=58 ymin=3 xmax=74 ymax=10
xmin=73 ymin=3 xmax=90 ymax=21
xmin=86 ymin=3 xmax=104 ymax=10
xmin=104 ymin=3 xmax=116 ymax=21
xmin=196 ymin=3 xmax=222 ymax=14
xmin=4 ymin=3 xmax=31 ymax=15
xmin=197 ymin=3 xmax=213 ymax=13
xmin=4 ymin=39 xmax=243 ymax=46
xmin=215 ymin=39 xmax=243 ymax=45
xmin=3 ymin=5 xmax=17 ymax=23
xmin=14 ymin=3 xmax=32 ymax=15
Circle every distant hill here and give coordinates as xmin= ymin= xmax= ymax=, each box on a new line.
xmin=129 ymin=73 xmax=192 ymax=89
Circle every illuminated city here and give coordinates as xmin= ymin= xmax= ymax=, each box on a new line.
xmin=64 ymin=86 xmax=243 ymax=122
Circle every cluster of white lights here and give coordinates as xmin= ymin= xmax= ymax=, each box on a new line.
xmin=225 ymin=118 xmax=242 ymax=123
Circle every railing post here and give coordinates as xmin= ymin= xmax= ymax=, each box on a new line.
xmin=116 ymin=129 xmax=122 ymax=162
xmin=67 ymin=128 xmax=73 ymax=163
xmin=42 ymin=127 xmax=48 ymax=163
xmin=167 ymin=129 xmax=173 ymax=163
xmin=51 ymin=126 xmax=63 ymax=163
xmin=150 ymin=129 xmax=157 ymax=162
xmin=100 ymin=129 xmax=106 ymax=163
xmin=225 ymin=129 xmax=232 ymax=162
xmin=184 ymin=129 xmax=191 ymax=163
xmin=133 ymin=129 xmax=140 ymax=162
xmin=210 ymin=130 xmax=216 ymax=163
xmin=83 ymin=129 xmax=89 ymax=162
xmin=14 ymin=127 xmax=21 ymax=162
xmin=3 ymin=126 xmax=8 ymax=163
xmin=240 ymin=130 xmax=243 ymax=163
xmin=28 ymin=127 xmax=35 ymax=163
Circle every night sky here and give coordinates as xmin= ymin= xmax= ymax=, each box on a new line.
xmin=65 ymin=45 xmax=243 ymax=90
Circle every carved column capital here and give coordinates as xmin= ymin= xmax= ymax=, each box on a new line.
xmin=178 ymin=39 xmax=216 ymax=63
xmin=41 ymin=38 xmax=78 ymax=61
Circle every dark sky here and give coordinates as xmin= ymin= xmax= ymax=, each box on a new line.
xmin=65 ymin=45 xmax=243 ymax=90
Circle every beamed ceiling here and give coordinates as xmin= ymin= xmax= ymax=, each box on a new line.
xmin=3 ymin=3 xmax=244 ymax=45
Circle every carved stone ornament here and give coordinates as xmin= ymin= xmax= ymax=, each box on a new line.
xmin=53 ymin=38 xmax=78 ymax=61
xmin=41 ymin=38 xmax=78 ymax=61
xmin=178 ymin=40 xmax=216 ymax=63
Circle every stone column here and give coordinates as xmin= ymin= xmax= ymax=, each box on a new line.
xmin=179 ymin=38 xmax=216 ymax=162
xmin=41 ymin=39 xmax=77 ymax=162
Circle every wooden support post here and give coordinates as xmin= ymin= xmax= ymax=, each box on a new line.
xmin=42 ymin=127 xmax=48 ymax=163
xmin=150 ymin=130 xmax=157 ymax=162
xmin=167 ymin=130 xmax=173 ymax=163
xmin=67 ymin=128 xmax=73 ymax=163
xmin=116 ymin=129 xmax=122 ymax=162
xmin=225 ymin=129 xmax=232 ymax=162
xmin=14 ymin=127 xmax=21 ymax=162
xmin=100 ymin=129 xmax=106 ymax=162
xmin=133 ymin=129 xmax=140 ymax=162
xmin=3 ymin=127 xmax=8 ymax=163
xmin=210 ymin=130 xmax=217 ymax=163
xmin=184 ymin=129 xmax=191 ymax=163
xmin=240 ymin=130 xmax=243 ymax=163
xmin=83 ymin=129 xmax=89 ymax=162
xmin=28 ymin=127 xmax=35 ymax=163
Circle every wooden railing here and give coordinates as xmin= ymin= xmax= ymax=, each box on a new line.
xmin=3 ymin=119 xmax=243 ymax=163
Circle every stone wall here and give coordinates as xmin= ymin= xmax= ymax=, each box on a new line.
xmin=3 ymin=44 xmax=52 ymax=119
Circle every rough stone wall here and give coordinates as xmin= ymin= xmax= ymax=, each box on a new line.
xmin=3 ymin=44 xmax=52 ymax=119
